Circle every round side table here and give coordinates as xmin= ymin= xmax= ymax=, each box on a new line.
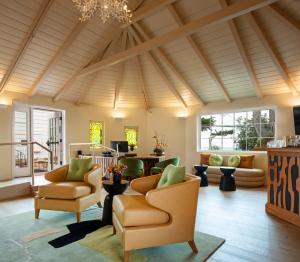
xmin=219 ymin=167 xmax=236 ymax=191
xmin=194 ymin=164 xmax=208 ymax=187
xmin=102 ymin=180 xmax=129 ymax=225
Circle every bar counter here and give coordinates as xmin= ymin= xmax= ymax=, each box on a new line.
xmin=256 ymin=147 xmax=300 ymax=227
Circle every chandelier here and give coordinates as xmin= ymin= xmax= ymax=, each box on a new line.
xmin=72 ymin=0 xmax=132 ymax=24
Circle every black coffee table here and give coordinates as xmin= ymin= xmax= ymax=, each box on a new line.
xmin=194 ymin=164 xmax=208 ymax=187
xmin=219 ymin=167 xmax=236 ymax=191
xmin=102 ymin=180 xmax=129 ymax=225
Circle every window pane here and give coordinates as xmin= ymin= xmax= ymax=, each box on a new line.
xmin=261 ymin=123 xmax=275 ymax=137
xmin=223 ymin=113 xmax=234 ymax=126
xmin=234 ymin=139 xmax=246 ymax=151
xmin=247 ymin=138 xmax=260 ymax=150
xmin=201 ymin=139 xmax=209 ymax=150
xmin=222 ymin=126 xmax=234 ymax=138
xmin=211 ymin=114 xmax=222 ymax=126
xmin=211 ymin=139 xmax=222 ymax=150
xmin=261 ymin=138 xmax=273 ymax=147
xmin=201 ymin=115 xmax=211 ymax=126
xmin=211 ymin=127 xmax=222 ymax=139
xmin=223 ymin=138 xmax=234 ymax=150
xmin=89 ymin=121 xmax=104 ymax=145
xmin=261 ymin=109 xmax=275 ymax=123
xmin=235 ymin=112 xmax=247 ymax=125
xmin=124 ymin=127 xmax=138 ymax=146
xmin=247 ymin=125 xmax=260 ymax=137
xmin=247 ymin=110 xmax=260 ymax=124
xmin=201 ymin=126 xmax=211 ymax=138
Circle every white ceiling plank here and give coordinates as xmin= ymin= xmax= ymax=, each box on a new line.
xmin=127 ymin=31 xmax=150 ymax=110
xmin=78 ymin=0 xmax=277 ymax=79
xmin=0 ymin=0 xmax=54 ymax=94
xmin=133 ymin=22 xmax=205 ymax=106
xmin=246 ymin=13 xmax=298 ymax=95
xmin=29 ymin=20 xmax=88 ymax=96
xmin=129 ymin=26 xmax=188 ymax=109
xmin=265 ymin=5 xmax=300 ymax=37
xmin=167 ymin=4 xmax=231 ymax=103
xmin=218 ymin=0 xmax=263 ymax=98
xmin=114 ymin=30 xmax=128 ymax=110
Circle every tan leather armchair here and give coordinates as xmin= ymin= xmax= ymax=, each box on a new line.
xmin=112 ymin=174 xmax=200 ymax=262
xmin=34 ymin=164 xmax=102 ymax=223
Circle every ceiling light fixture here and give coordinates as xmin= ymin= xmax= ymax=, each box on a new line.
xmin=72 ymin=0 xmax=132 ymax=24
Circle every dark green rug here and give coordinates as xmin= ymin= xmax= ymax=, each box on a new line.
xmin=0 ymin=208 xmax=225 ymax=262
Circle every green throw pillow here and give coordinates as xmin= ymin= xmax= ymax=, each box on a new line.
xmin=157 ymin=164 xmax=185 ymax=189
xmin=228 ymin=155 xmax=241 ymax=167
xmin=66 ymin=158 xmax=93 ymax=181
xmin=208 ymin=154 xmax=223 ymax=166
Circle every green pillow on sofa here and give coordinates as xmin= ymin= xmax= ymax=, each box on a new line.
xmin=209 ymin=154 xmax=223 ymax=166
xmin=66 ymin=158 xmax=93 ymax=181
xmin=157 ymin=164 xmax=185 ymax=188
xmin=228 ymin=155 xmax=241 ymax=167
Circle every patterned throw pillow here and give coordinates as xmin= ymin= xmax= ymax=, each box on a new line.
xmin=208 ymin=154 xmax=223 ymax=166
xmin=200 ymin=153 xmax=211 ymax=165
xmin=228 ymin=155 xmax=241 ymax=167
xmin=239 ymin=155 xmax=255 ymax=169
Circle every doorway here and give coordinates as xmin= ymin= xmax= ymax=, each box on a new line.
xmin=12 ymin=104 xmax=65 ymax=184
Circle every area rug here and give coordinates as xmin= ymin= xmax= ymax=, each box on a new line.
xmin=0 ymin=208 xmax=225 ymax=262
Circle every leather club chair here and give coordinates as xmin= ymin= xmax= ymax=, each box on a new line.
xmin=34 ymin=164 xmax=102 ymax=223
xmin=112 ymin=173 xmax=200 ymax=262
xmin=150 ymin=157 xmax=180 ymax=175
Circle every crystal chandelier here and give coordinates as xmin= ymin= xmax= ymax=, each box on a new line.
xmin=72 ymin=0 xmax=132 ymax=24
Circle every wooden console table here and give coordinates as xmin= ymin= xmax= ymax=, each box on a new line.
xmin=129 ymin=155 xmax=165 ymax=176
xmin=256 ymin=147 xmax=300 ymax=227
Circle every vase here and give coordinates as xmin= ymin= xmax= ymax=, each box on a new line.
xmin=113 ymin=172 xmax=122 ymax=184
xmin=153 ymin=148 xmax=164 ymax=156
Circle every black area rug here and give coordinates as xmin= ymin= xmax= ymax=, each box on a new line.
xmin=49 ymin=220 xmax=103 ymax=248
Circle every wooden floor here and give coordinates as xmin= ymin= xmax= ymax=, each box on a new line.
xmin=0 ymin=185 xmax=300 ymax=261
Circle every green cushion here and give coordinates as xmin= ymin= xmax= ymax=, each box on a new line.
xmin=66 ymin=158 xmax=93 ymax=181
xmin=208 ymin=154 xmax=223 ymax=166
xmin=157 ymin=164 xmax=185 ymax=189
xmin=228 ymin=155 xmax=241 ymax=167
xmin=150 ymin=166 xmax=162 ymax=174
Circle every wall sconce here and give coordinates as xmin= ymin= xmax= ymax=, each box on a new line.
xmin=112 ymin=111 xmax=125 ymax=119
xmin=176 ymin=110 xmax=188 ymax=118
xmin=0 ymin=97 xmax=12 ymax=108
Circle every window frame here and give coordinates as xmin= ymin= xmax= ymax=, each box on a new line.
xmin=89 ymin=120 xmax=105 ymax=146
xmin=197 ymin=106 xmax=277 ymax=153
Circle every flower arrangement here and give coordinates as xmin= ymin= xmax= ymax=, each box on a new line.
xmin=107 ymin=163 xmax=127 ymax=183
xmin=152 ymin=131 xmax=167 ymax=156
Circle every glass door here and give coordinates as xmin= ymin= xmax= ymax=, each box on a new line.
xmin=48 ymin=113 xmax=63 ymax=167
xmin=12 ymin=105 xmax=31 ymax=177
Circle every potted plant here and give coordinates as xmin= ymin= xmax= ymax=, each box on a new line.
xmin=129 ymin=143 xmax=136 ymax=151
xmin=152 ymin=132 xmax=167 ymax=156
xmin=107 ymin=163 xmax=127 ymax=184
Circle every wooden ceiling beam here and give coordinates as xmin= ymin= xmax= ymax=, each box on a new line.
xmin=29 ymin=21 xmax=88 ymax=96
xmin=122 ymin=0 xmax=178 ymax=28
xmin=218 ymin=0 xmax=263 ymax=98
xmin=129 ymin=26 xmax=188 ymax=109
xmin=133 ymin=23 xmax=205 ymax=106
xmin=265 ymin=5 xmax=300 ymax=37
xmin=127 ymin=32 xmax=150 ymax=111
xmin=0 ymin=0 xmax=54 ymax=94
xmin=167 ymin=4 xmax=231 ymax=103
xmin=77 ymin=0 xmax=278 ymax=78
xmin=114 ymin=30 xmax=128 ymax=110
xmin=53 ymin=29 xmax=122 ymax=102
xmin=246 ymin=13 xmax=298 ymax=95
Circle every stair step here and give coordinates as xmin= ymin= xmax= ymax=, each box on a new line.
xmin=0 ymin=182 xmax=32 ymax=201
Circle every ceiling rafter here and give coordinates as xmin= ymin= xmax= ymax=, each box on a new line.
xmin=76 ymin=33 xmax=122 ymax=105
xmin=0 ymin=0 xmax=54 ymax=94
xmin=77 ymin=0 xmax=277 ymax=80
xmin=167 ymin=4 xmax=231 ymax=103
xmin=127 ymin=31 xmax=150 ymax=111
xmin=129 ymin=26 xmax=188 ymax=109
xmin=122 ymin=0 xmax=178 ymax=28
xmin=114 ymin=30 xmax=128 ymax=110
xmin=265 ymin=5 xmax=300 ymax=37
xmin=53 ymin=29 xmax=122 ymax=102
xmin=133 ymin=23 xmax=205 ymax=106
xmin=29 ymin=21 xmax=88 ymax=97
xmin=246 ymin=13 xmax=298 ymax=96
xmin=218 ymin=0 xmax=263 ymax=98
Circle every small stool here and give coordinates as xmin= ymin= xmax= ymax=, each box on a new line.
xmin=219 ymin=167 xmax=236 ymax=191
xmin=194 ymin=164 xmax=208 ymax=187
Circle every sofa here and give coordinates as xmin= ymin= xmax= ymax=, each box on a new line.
xmin=200 ymin=154 xmax=265 ymax=187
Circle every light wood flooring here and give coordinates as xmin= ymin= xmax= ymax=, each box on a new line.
xmin=0 ymin=185 xmax=299 ymax=261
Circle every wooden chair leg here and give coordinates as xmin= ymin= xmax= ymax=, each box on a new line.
xmin=35 ymin=209 xmax=40 ymax=219
xmin=76 ymin=212 xmax=81 ymax=223
xmin=124 ymin=251 xmax=130 ymax=262
xmin=188 ymin=240 xmax=198 ymax=253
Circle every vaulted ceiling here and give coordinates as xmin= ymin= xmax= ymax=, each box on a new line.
xmin=0 ymin=0 xmax=299 ymax=109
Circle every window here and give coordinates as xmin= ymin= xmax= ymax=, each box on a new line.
xmin=89 ymin=121 xmax=104 ymax=145
xmin=124 ymin=127 xmax=138 ymax=147
xmin=199 ymin=109 xmax=275 ymax=151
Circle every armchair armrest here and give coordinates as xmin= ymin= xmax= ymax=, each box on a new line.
xmin=84 ymin=164 xmax=102 ymax=191
xmin=130 ymin=174 xmax=161 ymax=195
xmin=44 ymin=165 xmax=69 ymax=182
